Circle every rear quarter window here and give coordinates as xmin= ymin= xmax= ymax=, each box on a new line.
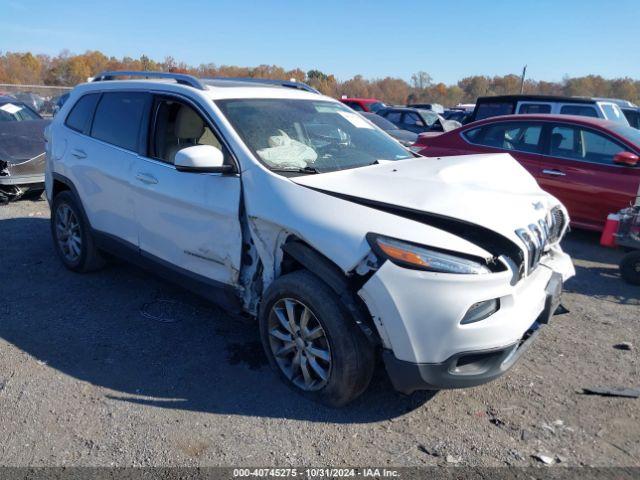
xmin=90 ymin=92 xmax=149 ymax=151
xmin=65 ymin=93 xmax=100 ymax=133
xmin=462 ymin=127 xmax=482 ymax=142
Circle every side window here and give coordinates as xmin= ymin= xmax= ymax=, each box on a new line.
xmin=462 ymin=127 xmax=482 ymax=142
xmin=91 ymin=92 xmax=148 ymax=151
xmin=518 ymin=103 xmax=551 ymax=114
xmin=65 ymin=93 xmax=99 ymax=133
xmin=559 ymin=105 xmax=598 ymax=118
xmin=402 ymin=112 xmax=425 ymax=127
xmin=472 ymin=122 xmax=543 ymax=153
xmin=580 ymin=129 xmax=626 ymax=165
xmin=549 ymin=125 xmax=625 ymax=164
xmin=624 ymin=109 xmax=640 ymax=129
xmin=384 ymin=111 xmax=402 ymax=123
xmin=151 ymin=98 xmax=224 ymax=164
xmin=550 ymin=126 xmax=577 ymax=158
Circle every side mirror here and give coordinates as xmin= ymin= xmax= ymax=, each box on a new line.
xmin=174 ymin=145 xmax=235 ymax=173
xmin=613 ymin=151 xmax=639 ymax=167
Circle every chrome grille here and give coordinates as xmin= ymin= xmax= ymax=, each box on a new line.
xmin=516 ymin=226 xmax=543 ymax=273
xmin=515 ymin=207 xmax=566 ymax=275
xmin=548 ymin=206 xmax=567 ymax=243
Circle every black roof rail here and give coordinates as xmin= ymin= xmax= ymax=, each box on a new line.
xmin=204 ymin=77 xmax=319 ymax=94
xmin=92 ymin=71 xmax=206 ymax=90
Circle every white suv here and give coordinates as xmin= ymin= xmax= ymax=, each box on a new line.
xmin=45 ymin=71 xmax=575 ymax=406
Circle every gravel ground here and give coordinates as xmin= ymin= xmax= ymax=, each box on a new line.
xmin=0 ymin=197 xmax=638 ymax=468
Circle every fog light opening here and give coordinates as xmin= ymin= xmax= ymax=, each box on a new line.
xmin=460 ymin=298 xmax=500 ymax=325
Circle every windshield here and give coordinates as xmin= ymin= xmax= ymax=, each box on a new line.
xmin=599 ymin=103 xmax=630 ymax=126
xmin=0 ymin=102 xmax=41 ymax=122
xmin=216 ymin=99 xmax=412 ymax=173
xmin=612 ymin=124 xmax=640 ymax=147
xmin=418 ymin=109 xmax=439 ymax=127
xmin=362 ymin=112 xmax=398 ymax=130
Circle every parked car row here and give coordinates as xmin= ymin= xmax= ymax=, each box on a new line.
xmin=338 ymin=92 xmax=640 ymax=232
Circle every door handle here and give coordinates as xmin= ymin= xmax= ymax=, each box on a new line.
xmin=135 ymin=172 xmax=158 ymax=185
xmin=542 ymin=169 xmax=566 ymax=177
xmin=71 ymin=149 xmax=87 ymax=159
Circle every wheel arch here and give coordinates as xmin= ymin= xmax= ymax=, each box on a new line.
xmin=277 ymin=236 xmax=380 ymax=346
xmin=51 ymin=173 xmax=92 ymax=229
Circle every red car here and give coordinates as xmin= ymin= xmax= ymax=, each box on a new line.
xmin=414 ymin=114 xmax=640 ymax=231
xmin=339 ymin=97 xmax=386 ymax=113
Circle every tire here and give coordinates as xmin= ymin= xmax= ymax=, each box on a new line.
xmin=51 ymin=191 xmax=105 ymax=273
xmin=259 ymin=270 xmax=375 ymax=407
xmin=620 ymin=251 xmax=640 ymax=285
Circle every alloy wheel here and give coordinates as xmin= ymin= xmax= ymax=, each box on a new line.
xmin=55 ymin=203 xmax=82 ymax=263
xmin=267 ymin=298 xmax=332 ymax=391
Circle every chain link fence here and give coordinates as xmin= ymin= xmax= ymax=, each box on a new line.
xmin=0 ymin=83 xmax=73 ymax=118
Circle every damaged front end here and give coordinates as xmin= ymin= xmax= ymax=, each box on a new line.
xmin=0 ymin=118 xmax=49 ymax=202
xmin=0 ymin=152 xmax=46 ymax=202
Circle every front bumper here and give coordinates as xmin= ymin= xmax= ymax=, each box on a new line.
xmin=359 ymin=245 xmax=574 ymax=391
xmin=1 ymin=153 xmax=46 ymax=186
xmin=383 ymin=272 xmax=563 ymax=393
xmin=0 ymin=173 xmax=45 ymax=186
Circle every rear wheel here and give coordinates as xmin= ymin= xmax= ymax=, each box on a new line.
xmin=259 ymin=270 xmax=374 ymax=407
xmin=51 ymin=191 xmax=105 ymax=272
xmin=620 ymin=251 xmax=640 ymax=285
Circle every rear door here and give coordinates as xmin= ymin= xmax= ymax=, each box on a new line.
xmin=63 ymin=91 xmax=149 ymax=246
xmin=460 ymin=120 xmax=548 ymax=175
xmin=132 ymin=94 xmax=243 ymax=287
xmin=538 ymin=122 xmax=640 ymax=229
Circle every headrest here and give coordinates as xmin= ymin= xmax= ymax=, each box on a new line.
xmin=175 ymin=107 xmax=205 ymax=139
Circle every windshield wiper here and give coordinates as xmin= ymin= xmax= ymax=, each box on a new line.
xmin=271 ymin=166 xmax=320 ymax=174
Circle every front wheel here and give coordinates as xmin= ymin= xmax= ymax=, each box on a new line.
xmin=620 ymin=251 xmax=640 ymax=285
xmin=259 ymin=270 xmax=374 ymax=407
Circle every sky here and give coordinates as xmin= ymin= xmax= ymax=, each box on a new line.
xmin=2 ymin=0 xmax=639 ymax=84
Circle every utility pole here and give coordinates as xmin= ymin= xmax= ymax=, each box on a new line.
xmin=520 ymin=65 xmax=527 ymax=93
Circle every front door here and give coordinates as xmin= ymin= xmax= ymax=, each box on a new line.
xmin=537 ymin=123 xmax=640 ymax=230
xmin=132 ymin=95 xmax=243 ymax=287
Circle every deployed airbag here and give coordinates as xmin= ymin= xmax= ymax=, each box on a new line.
xmin=257 ymin=129 xmax=317 ymax=168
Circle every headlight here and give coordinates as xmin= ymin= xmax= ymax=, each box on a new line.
xmin=367 ymin=234 xmax=491 ymax=274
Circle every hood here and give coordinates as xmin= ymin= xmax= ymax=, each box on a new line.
xmin=0 ymin=119 xmax=49 ymax=164
xmin=291 ymin=153 xmax=559 ymax=247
